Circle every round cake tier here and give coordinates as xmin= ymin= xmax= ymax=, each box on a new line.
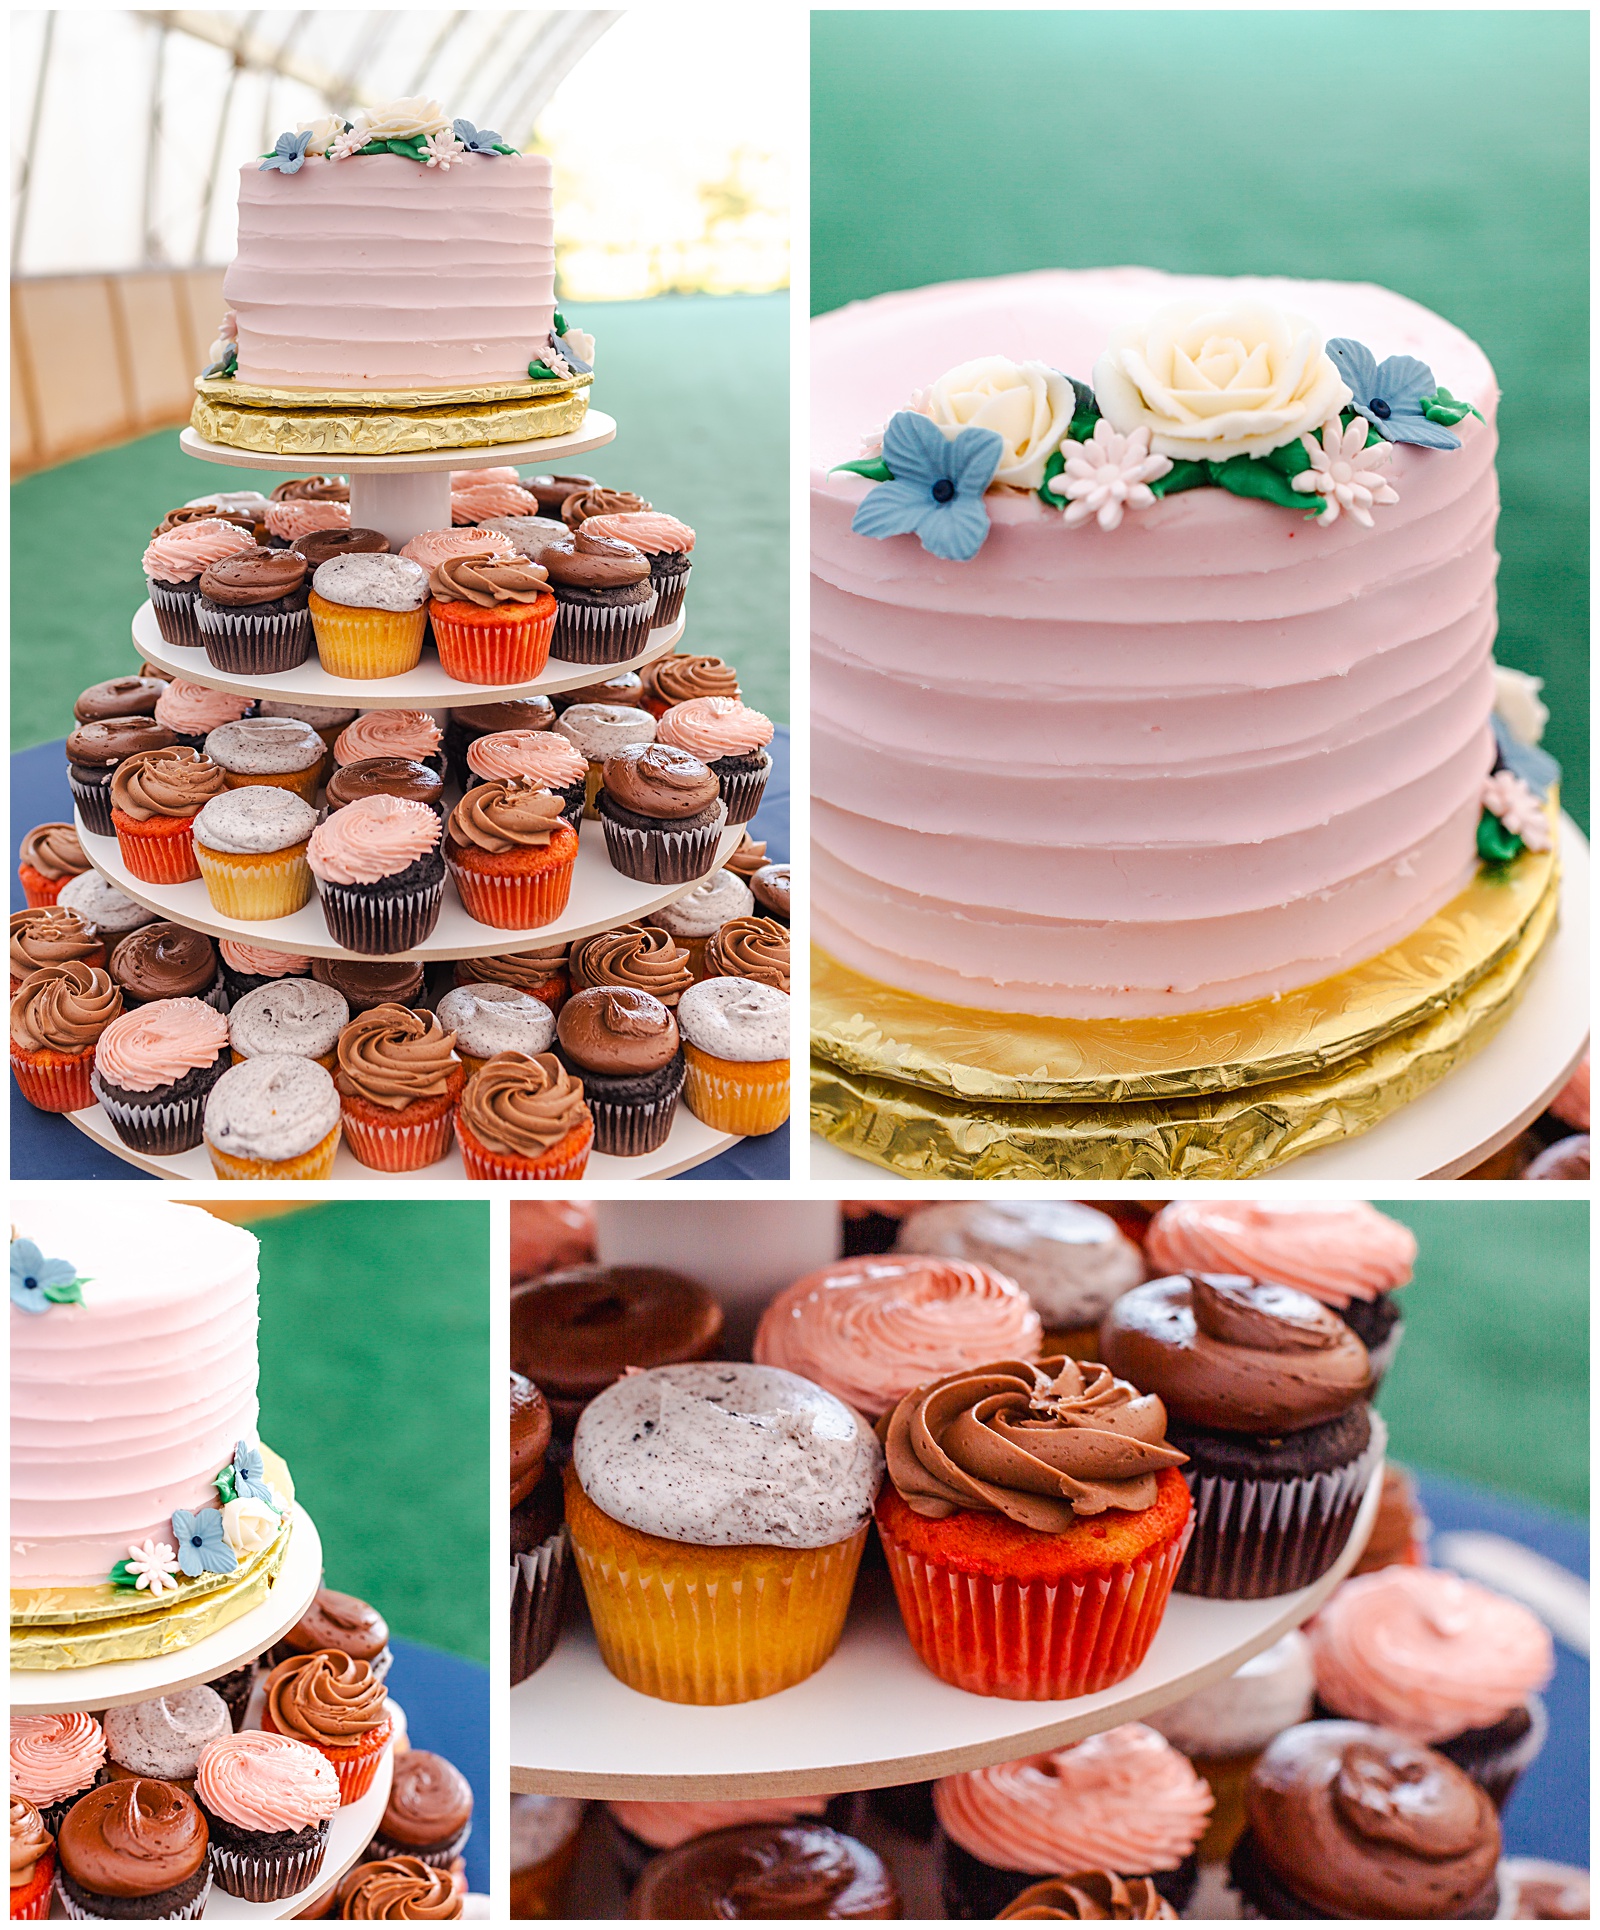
xmin=510 ymin=1464 xmax=1382 ymax=1798
xmin=179 ymin=414 xmax=617 ymax=474
xmin=74 ymin=816 xmax=748 ymax=962
xmin=134 ymin=601 xmax=685 ymax=708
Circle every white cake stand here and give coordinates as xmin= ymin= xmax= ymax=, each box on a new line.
xmin=510 ymin=1464 xmax=1379 ymax=1798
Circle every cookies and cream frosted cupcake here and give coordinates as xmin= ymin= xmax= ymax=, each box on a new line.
xmin=566 ymin=1362 xmax=883 ymax=1704
xmin=437 ymin=983 xmax=556 ymax=1074
xmin=195 ymin=1728 xmax=341 ymax=1901
xmin=16 ymin=820 xmax=88 ymax=906
xmin=704 ymin=916 xmax=788 ymax=993
xmin=57 ymin=870 xmax=159 ymax=940
xmin=476 ymin=513 xmax=572 ymax=562
xmin=308 ymin=552 xmax=430 ymax=679
xmin=645 ymin=868 xmax=754 ymax=975
xmin=570 ymin=924 xmax=692 ymax=1007
xmin=675 ymin=975 xmax=789 ymax=1136
xmin=205 ymin=716 xmax=326 ymax=804
xmin=103 ymin=1688 xmax=231 ymax=1790
xmin=192 ymin=787 xmax=317 ymax=921
xmin=203 ymin=1052 xmax=342 ymax=1179
xmin=230 ymin=978 xmax=348 ymax=1067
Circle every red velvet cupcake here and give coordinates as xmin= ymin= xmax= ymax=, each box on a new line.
xmin=17 ymin=822 xmax=89 ymax=907
xmin=427 ymin=552 xmax=557 ymax=685
xmin=444 ymin=781 xmax=578 ymax=932
xmin=335 ymin=1003 xmax=466 ymax=1172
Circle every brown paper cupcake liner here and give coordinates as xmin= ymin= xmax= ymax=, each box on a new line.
xmin=67 ymin=773 xmax=116 ymax=838
xmin=715 ymin=755 xmax=771 ymax=827
xmin=210 ymin=1822 xmax=330 ymax=1901
xmin=317 ymin=877 xmax=445 ymax=955
xmin=511 ymin=1526 xmax=570 ymax=1685
xmin=59 ymin=1867 xmax=213 ymax=1919
xmin=552 ymin=587 xmax=659 ymax=665
xmin=649 ymin=562 xmax=690 ymax=629
xmin=197 ymin=601 xmax=313 ymax=675
xmin=362 ymin=1818 xmax=471 ymax=1870
xmin=146 ymin=577 xmax=205 ymax=650
xmin=600 ymin=804 xmax=727 ymax=885
xmin=585 ymin=1075 xmax=685 ymax=1157
xmin=1176 ymin=1413 xmax=1386 ymax=1600
xmin=90 ymin=1076 xmax=211 ymax=1156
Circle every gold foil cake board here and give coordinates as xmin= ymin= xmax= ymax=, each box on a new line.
xmin=810 ymin=876 xmax=1558 ymax=1181
xmin=191 ymin=374 xmax=592 ymax=456
xmin=811 ymin=827 xmax=1557 ymax=1106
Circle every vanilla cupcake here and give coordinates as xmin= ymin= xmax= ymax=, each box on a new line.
xmin=192 ymin=788 xmax=317 ymax=921
xmin=676 ymin=976 xmax=789 ymax=1137
xmin=205 ymin=716 xmax=326 ymax=804
xmin=308 ymin=553 xmax=430 ymax=679
xmin=204 ymin=1052 xmax=342 ymax=1179
xmin=435 ymin=982 xmax=556 ymax=1074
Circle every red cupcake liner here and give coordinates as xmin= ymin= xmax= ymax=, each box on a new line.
xmin=446 ymin=850 xmax=576 ymax=931
xmin=340 ymin=1099 xmax=458 ymax=1172
xmin=11 ymin=1043 xmax=97 ymax=1113
xmin=18 ymin=864 xmax=67 ymax=907
xmin=877 ymin=1505 xmax=1193 ymax=1701
xmin=111 ymin=812 xmax=201 ymax=884
xmin=9 ymin=1847 xmax=54 ymax=1919
xmin=455 ymin=1112 xmax=593 ymax=1180
xmin=431 ymin=598 xmax=556 ymax=685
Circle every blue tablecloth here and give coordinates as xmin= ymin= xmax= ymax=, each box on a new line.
xmin=382 ymin=1637 xmax=489 ymax=1893
xmin=9 ymin=728 xmax=788 ymax=1180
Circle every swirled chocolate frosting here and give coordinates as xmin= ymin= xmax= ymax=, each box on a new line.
xmin=109 ymin=746 xmax=225 ymax=821
xmin=429 ymin=553 xmax=549 ymax=606
xmin=462 ymin=946 xmax=568 ymax=992
xmin=379 ymin=1753 xmax=473 ymax=1847
xmin=556 ymin=985 xmax=679 ymax=1076
xmin=562 ymin=485 xmax=650 ymax=526
xmin=272 ymin=475 xmax=350 ymax=502
xmin=704 ymin=916 xmax=789 ymax=992
xmin=1099 ymin=1275 xmax=1372 ymax=1435
xmin=511 ymin=1372 xmax=551 ymax=1509
xmin=263 ymin=1650 xmax=388 ymax=1744
xmin=199 ymin=548 xmax=308 ymax=606
xmin=541 ymin=529 xmax=651 ymax=588
xmin=724 ymin=834 xmax=769 ymax=880
xmin=56 ymin=1778 xmax=208 ymax=1898
xmin=109 ymin=923 xmax=218 ymax=1003
xmin=18 ymin=822 xmax=87 ymax=878
xmin=602 ymin=744 xmax=719 ymax=819
xmin=12 ymin=961 xmax=120 ymax=1053
xmin=336 ymin=1004 xmax=460 ymax=1111
xmin=881 ymin=1357 xmax=1186 ymax=1529
xmin=459 ymin=1052 xmax=588 ymax=1156
xmin=11 ymin=906 xmax=99 ymax=976
xmin=447 ymin=780 xmax=564 ymax=853
xmin=628 ymin=1823 xmax=900 ymax=1920
xmin=338 ymin=1855 xmax=462 ymax=1919
xmin=649 ymin=655 xmax=739 ymax=706
xmin=570 ymin=924 xmax=692 ymax=1006
xmin=998 ymin=1875 xmax=1177 ymax=1920
xmin=9 ymin=1796 xmax=51 ymax=1889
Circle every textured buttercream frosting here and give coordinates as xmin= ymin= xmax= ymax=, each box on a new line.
xmin=1145 ymin=1630 xmax=1316 ymax=1758
xmin=436 ymin=983 xmax=555 ymax=1060
xmin=204 ymin=1053 xmax=341 ymax=1161
xmin=676 ymin=976 xmax=790 ymax=1062
xmin=103 ymin=1689 xmax=231 ymax=1781
xmin=230 ymin=978 xmax=349 ymax=1060
xmin=1146 ymin=1200 xmax=1414 ymax=1309
xmin=812 ymin=268 xmax=1500 ymax=1017
xmin=646 ymin=868 xmax=754 ymax=940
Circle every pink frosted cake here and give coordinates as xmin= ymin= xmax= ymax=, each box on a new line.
xmin=812 ymin=268 xmax=1547 ymax=1020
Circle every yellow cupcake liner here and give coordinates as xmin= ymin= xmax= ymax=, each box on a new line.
xmin=681 ymin=1041 xmax=791 ymax=1135
xmin=205 ymin=1122 xmax=341 ymax=1180
xmin=195 ymin=842 xmax=314 ymax=920
xmin=308 ymin=592 xmax=428 ymax=680
xmin=220 ymin=767 xmax=322 ymax=804
xmin=565 ymin=1471 xmax=866 ymax=1704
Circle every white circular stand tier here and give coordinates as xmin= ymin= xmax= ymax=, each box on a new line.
xmin=510 ymin=1463 xmax=1381 ymax=1798
xmin=134 ymin=602 xmax=686 ymax=708
xmin=812 ymin=814 xmax=1590 ymax=1184
xmin=75 ymin=816 xmax=748 ymax=961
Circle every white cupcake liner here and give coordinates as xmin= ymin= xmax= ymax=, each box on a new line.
xmin=59 ymin=1869 xmax=213 ymax=1920
xmin=209 ymin=1823 xmax=329 ymax=1901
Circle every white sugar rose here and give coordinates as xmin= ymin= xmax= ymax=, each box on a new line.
xmin=356 ymin=98 xmax=451 ymax=142
xmin=296 ymin=116 xmax=346 ymax=158
xmin=562 ymin=326 xmax=596 ymax=366
xmin=924 ymin=357 xmax=1076 ymax=490
xmin=1493 ymin=665 xmax=1548 ymax=747
xmin=1093 ymin=302 xmax=1352 ymax=463
xmin=222 ymin=1498 xmax=279 ymax=1558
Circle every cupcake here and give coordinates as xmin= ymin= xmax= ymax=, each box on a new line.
xmin=676 ymin=976 xmax=790 ymax=1135
xmin=454 ymin=1051 xmax=594 ymax=1180
xmin=723 ymin=832 xmax=768 ymax=881
xmin=308 ymin=553 xmax=431 ymax=679
xmin=204 ymin=1665 xmax=259 ymax=1731
xmin=1145 ymin=1630 xmax=1315 ymax=1863
xmin=1307 ymin=1566 xmax=1554 ymax=1808
xmin=153 ymin=677 xmax=252 ymax=753
xmin=510 ymin=1264 xmax=723 ymax=1433
xmin=230 ymin=978 xmax=349 ymax=1066
xmin=11 ymin=962 xmax=122 ymax=1111
xmin=578 ymin=511 xmax=696 ymax=628
xmin=65 ymin=716 xmax=178 ymax=837
xmin=196 ymin=548 xmax=313 ymax=674
xmin=596 ymin=744 xmax=727 ymax=885
xmin=307 ymin=797 xmax=445 ymax=954
xmin=571 ymin=924 xmax=692 ymax=1007
xmin=554 ymin=985 xmax=686 ymax=1157
xmin=1350 ymin=1461 xmax=1431 ymax=1574
xmin=10 ymin=905 xmax=103 ymax=994
xmin=428 ymin=551 xmax=556 ymax=684
xmin=465 ymin=730 xmax=587 ymax=830
xmin=205 ymin=716 xmax=326 ymax=804
xmin=997 ymin=1876 xmax=1177 ymax=1920
xmin=436 ymin=983 xmax=555 ymax=1075
xmin=362 ymin=1752 xmax=473 ymax=1868
xmin=324 ymin=757 xmax=445 ymax=821
xmin=554 ymin=701 xmax=656 ymax=815
xmin=876 ymin=1358 xmax=1190 ymax=1699
xmin=443 ymin=696 xmax=556 ymax=786
xmin=91 ymin=996 xmax=230 ymax=1153
xmin=553 ymin=669 xmax=645 ymax=712
xmin=645 ymin=869 xmax=754 ymax=976
xmin=605 ymin=1798 xmax=852 ymax=1889
xmin=451 ymin=474 xmax=540 ymax=522
xmin=334 ymin=1856 xmax=463 ymax=1919
xmin=8 ymin=1798 xmax=54 ymax=1922
xmin=628 ymin=1824 xmax=900 ymax=1920
xmin=750 ymin=861 xmax=790 ymax=925
xmin=8 ymin=1712 xmax=105 ymax=1834
xmin=511 ymin=1374 xmax=571 ymax=1685
xmin=313 ymin=955 xmax=426 ymax=1016
xmin=444 ymin=781 xmax=579 ymax=931
xmin=935 ymin=1731 xmax=1212 ymax=1917
xmin=218 ymin=939 xmax=314 ymax=1004
xmin=259 ymin=1651 xmax=392 ymax=1803
xmin=476 ymin=514 xmax=572 ymax=562
xmin=1228 ymin=1722 xmax=1501 ymax=1919
xmin=142 ymin=515 xmax=258 ymax=647
xmin=565 ymin=1362 xmax=883 ymax=1703
xmin=256 ymin=698 xmax=359 ymax=760
xmin=454 ymin=944 xmax=569 ymax=1010
xmin=55 ymin=1780 xmax=211 ymax=1921
xmin=656 ymin=698 xmax=774 ymax=824
xmin=194 ymin=1729 xmax=340 ymax=1901
xmin=261 ymin=496 xmax=350 ymax=549
xmin=398 ymin=526 xmax=518 ymax=575
xmin=1099 ymin=1274 xmax=1382 ymax=1599
xmin=203 ymin=1053 xmax=342 ymax=1179
xmin=560 ymin=483 xmax=650 ymax=527
xmin=272 ymin=1588 xmax=393 ymax=1683
xmin=1146 ymin=1201 xmax=1414 ymax=1382
xmin=898 ymin=1202 xmax=1146 ymax=1358
xmin=526 ymin=472 xmax=598 ymax=514
xmin=17 ymin=821 xmax=88 ymax=906
xmin=334 ymin=1003 xmax=464 ymax=1171
xmin=103 ymin=1688 xmax=231 ymax=1791
xmin=291 ymin=527 xmax=385 ymax=570
xmin=642 ymin=652 xmax=738 ymax=719
xmin=108 ymin=745 xmax=226 ymax=883
xmin=509 ymin=1203 xmax=597 ymax=1280
xmin=754 ymin=1255 xmax=1043 ymax=1418
xmin=74 ymin=674 xmax=167 ymax=723
xmin=192 ymin=788 xmax=317 ymax=921
xmin=108 ymin=923 xmax=223 ymax=1013
xmin=270 ymin=475 xmax=349 ymax=505
xmin=703 ymin=916 xmax=789 ymax=993
xmin=56 ymin=871 xmax=158 ymax=942
xmin=333 ymin=709 xmax=444 ymax=775
xmin=542 ymin=530 xmax=658 ymax=663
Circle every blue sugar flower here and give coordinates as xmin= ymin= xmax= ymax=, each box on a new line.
xmin=171 ymin=1508 xmax=237 ymax=1578
xmin=1326 ymin=339 xmax=1462 ymax=450
xmin=231 ymin=1441 xmax=275 ymax=1505
xmin=260 ymin=131 xmax=312 ymax=175
xmin=10 ymin=1238 xmax=86 ymax=1314
xmin=453 ymin=119 xmax=512 ymax=155
xmin=850 ymin=412 xmax=1004 ymax=562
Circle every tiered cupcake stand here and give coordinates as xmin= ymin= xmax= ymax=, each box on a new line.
xmin=9 ymin=1505 xmax=400 ymax=1920
xmin=65 ymin=419 xmax=749 ymax=1178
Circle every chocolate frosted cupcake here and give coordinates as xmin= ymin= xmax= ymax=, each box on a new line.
xmin=427 ymin=549 xmax=556 ymax=685
xmin=109 ymin=745 xmax=227 ymax=886
xmin=10 ymin=905 xmax=103 ymax=990
xmin=542 ymin=530 xmax=658 ymax=663
xmin=308 ymin=796 xmax=445 ymax=954
xmin=363 ymin=1751 xmax=474 ymax=1868
xmin=109 ymin=922 xmax=224 ymax=1012
xmin=555 ymin=701 xmax=656 ymax=817
xmin=10 ymin=961 xmax=123 ymax=1112
xmin=511 ymin=1374 xmax=570 ymax=1684
xmin=606 ymin=1797 xmax=857 ymax=1891
xmin=142 ymin=516 xmax=258 ymax=647
xmin=555 ymin=985 xmax=686 ymax=1156
xmin=275 ymin=1587 xmax=393 ymax=1683
xmin=65 ymin=716 xmax=179 ymax=837
xmin=455 ymin=943 xmax=569 ymax=1011
xmin=335 ymin=1856 xmax=463 ymax=1919
xmin=74 ymin=675 xmax=166 ymax=723
xmin=91 ymin=996 xmax=230 ymax=1153
xmin=1228 ymin=1722 xmax=1501 ymax=1918
xmin=272 ymin=474 xmax=350 ymax=504
xmin=196 ymin=547 xmax=313 ymax=673
xmin=195 ymin=1729 xmax=340 ymax=1902
xmin=629 ymin=1823 xmax=900 ymax=1920
xmin=291 ymin=526 xmax=388 ymax=569
xmin=722 ymin=832 xmax=768 ymax=881
xmin=750 ymin=862 xmax=790 ymax=926
xmin=259 ymin=1651 xmax=392 ymax=1805
xmin=643 ymin=652 xmax=738 ymax=719
xmin=17 ymin=820 xmax=89 ymax=906
xmin=1100 ymin=1275 xmax=1382 ymax=1599
xmin=325 ymin=756 xmax=445 ymax=821
xmin=464 ymin=730 xmax=587 ymax=831
xmin=526 ymin=472 xmax=598 ymax=514
xmin=596 ymin=743 xmax=727 ymax=885
xmin=580 ymin=511 xmax=695 ymax=628
xmin=444 ymin=780 xmax=579 ymax=932
xmin=334 ymin=1003 xmax=464 ymax=1172
xmin=657 ymin=698 xmax=774 ymax=825
xmin=56 ymin=1779 xmax=212 ymax=1921
xmin=997 ymin=1876 xmax=1176 ymax=1920
xmin=454 ymin=1050 xmax=594 ymax=1181
xmin=9 ymin=1795 xmax=55 ymax=1922
xmin=313 ymin=955 xmax=426 ymax=1016
xmin=560 ymin=484 xmax=650 ymax=527
xmin=571 ymin=923 xmax=692 ymax=1008
xmin=646 ymin=869 xmax=754 ymax=976
xmin=703 ymin=916 xmax=789 ymax=993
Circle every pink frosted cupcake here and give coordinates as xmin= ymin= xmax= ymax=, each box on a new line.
xmin=9 ymin=1712 xmax=106 ymax=1834
xmin=260 ymin=498 xmax=350 ymax=548
xmin=466 ymin=730 xmax=588 ymax=830
xmin=752 ymin=1254 xmax=1043 ymax=1418
xmin=1146 ymin=1200 xmax=1414 ymax=1381
xmin=308 ymin=796 xmax=445 ymax=954
xmin=91 ymin=996 xmax=230 ymax=1154
xmin=656 ymin=697 xmax=774 ymax=825
xmin=1307 ymin=1567 xmax=1554 ymax=1809
xmin=154 ymin=678 xmax=253 ymax=752
xmin=142 ymin=517 xmax=259 ymax=648
xmin=196 ymin=1730 xmax=341 ymax=1901
xmin=398 ymin=526 xmax=518 ymax=575
xmin=219 ymin=939 xmax=314 ymax=1003
xmin=450 ymin=475 xmax=541 ymax=523
xmin=334 ymin=710 xmax=444 ymax=774
xmin=579 ymin=511 xmax=696 ymax=626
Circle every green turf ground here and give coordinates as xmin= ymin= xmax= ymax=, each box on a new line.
xmin=9 ymin=291 xmax=789 ymax=750
xmin=812 ymin=11 xmax=1589 ymax=829
xmin=249 ymin=1203 xmax=490 ymax=1664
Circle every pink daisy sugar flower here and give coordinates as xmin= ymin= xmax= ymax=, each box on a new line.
xmin=1292 ymin=417 xmax=1401 ymax=528
xmin=1482 ymin=770 xmax=1551 ymax=852
xmin=1048 ymin=420 xmax=1173 ymax=531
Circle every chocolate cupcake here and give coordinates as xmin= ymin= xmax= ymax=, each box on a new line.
xmin=561 ymin=484 xmax=651 ymax=528
xmin=312 ymin=955 xmax=426 ymax=1016
xmin=308 ymin=796 xmax=445 ymax=955
xmin=65 ymin=716 xmax=179 ymax=837
xmin=325 ymin=756 xmax=445 ymax=821
xmin=750 ymin=862 xmax=790 ymax=926
xmin=723 ymin=832 xmax=769 ymax=881
xmin=362 ymin=1751 xmax=474 ymax=1868
xmin=56 ymin=1779 xmax=212 ymax=1920
xmin=273 ymin=1586 xmax=393 ymax=1683
xmin=704 ymin=916 xmax=790 ymax=993
xmin=1100 ymin=1275 xmax=1382 ymax=1599
xmin=108 ymin=922 xmax=225 ymax=1012
xmin=555 ymin=985 xmax=686 ymax=1157
xmin=596 ymin=743 xmax=727 ymax=885
xmin=510 ymin=1373 xmax=571 ymax=1685
xmin=526 ymin=472 xmax=599 ymax=515
xmin=194 ymin=1729 xmax=340 ymax=1902
xmin=542 ymin=530 xmax=658 ymax=664
xmin=657 ymin=698 xmax=774 ymax=825
xmin=444 ymin=697 xmax=556 ymax=788
xmin=196 ymin=547 xmax=313 ymax=674
xmin=580 ymin=511 xmax=695 ymax=627
xmin=570 ymin=923 xmax=692 ymax=1008
xmin=291 ymin=526 xmax=389 ymax=569
xmin=552 ymin=669 xmax=646 ymax=713
xmin=606 ymin=1797 xmax=859 ymax=1891
xmin=91 ymin=995 xmax=231 ymax=1154
xmin=74 ymin=675 xmax=166 ymax=724
xmin=218 ymin=940 xmax=314 ymax=1004
xmin=454 ymin=944 xmax=569 ymax=1012
xmin=143 ymin=516 xmax=259 ymax=647
xmin=628 ymin=1823 xmax=901 ymax=1919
